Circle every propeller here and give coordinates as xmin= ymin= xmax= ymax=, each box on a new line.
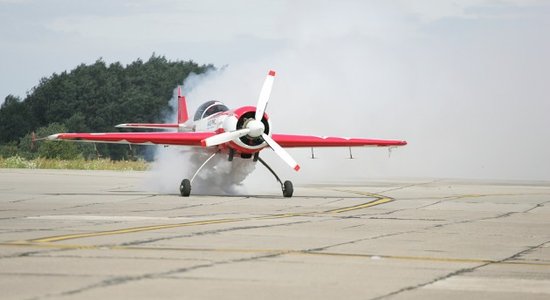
xmin=255 ymin=70 xmax=275 ymax=121
xmin=202 ymin=128 xmax=250 ymax=147
xmin=202 ymin=70 xmax=300 ymax=172
xmin=262 ymin=133 xmax=300 ymax=171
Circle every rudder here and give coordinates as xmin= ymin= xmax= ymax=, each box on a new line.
xmin=177 ymin=86 xmax=189 ymax=124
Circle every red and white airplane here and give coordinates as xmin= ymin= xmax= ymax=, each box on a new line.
xmin=48 ymin=70 xmax=407 ymax=197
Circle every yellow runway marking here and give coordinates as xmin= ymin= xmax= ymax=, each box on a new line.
xmin=324 ymin=190 xmax=394 ymax=213
xmin=2 ymin=242 xmax=549 ymax=268
xmin=325 ymin=197 xmax=393 ymax=213
xmin=30 ymin=218 xmax=246 ymax=243
xmin=17 ymin=189 xmax=393 ymax=244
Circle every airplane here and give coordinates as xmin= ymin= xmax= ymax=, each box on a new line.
xmin=48 ymin=70 xmax=407 ymax=197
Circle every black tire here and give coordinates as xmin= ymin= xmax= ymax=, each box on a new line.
xmin=180 ymin=179 xmax=191 ymax=197
xmin=283 ymin=180 xmax=293 ymax=198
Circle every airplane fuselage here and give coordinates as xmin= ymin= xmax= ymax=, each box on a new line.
xmin=193 ymin=105 xmax=272 ymax=156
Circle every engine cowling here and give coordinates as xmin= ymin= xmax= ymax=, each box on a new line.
xmin=224 ymin=106 xmax=272 ymax=154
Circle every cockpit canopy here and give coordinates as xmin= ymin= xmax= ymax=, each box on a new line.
xmin=193 ymin=101 xmax=229 ymax=121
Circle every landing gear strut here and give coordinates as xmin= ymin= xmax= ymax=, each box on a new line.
xmin=179 ymin=151 xmax=219 ymax=197
xmin=258 ymin=157 xmax=293 ymax=198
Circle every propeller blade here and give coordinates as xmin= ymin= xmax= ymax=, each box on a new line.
xmin=255 ymin=70 xmax=276 ymax=121
xmin=262 ymin=134 xmax=300 ymax=171
xmin=202 ymin=129 xmax=250 ymax=147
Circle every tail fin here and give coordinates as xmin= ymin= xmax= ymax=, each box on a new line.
xmin=177 ymin=86 xmax=189 ymax=124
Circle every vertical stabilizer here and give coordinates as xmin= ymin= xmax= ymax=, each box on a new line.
xmin=177 ymin=86 xmax=189 ymax=124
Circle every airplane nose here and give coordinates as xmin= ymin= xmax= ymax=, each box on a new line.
xmin=247 ymin=119 xmax=265 ymax=138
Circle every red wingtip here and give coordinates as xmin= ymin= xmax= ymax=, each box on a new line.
xmin=178 ymin=86 xmax=182 ymax=97
xmin=268 ymin=70 xmax=276 ymax=76
xmin=294 ymin=165 xmax=300 ymax=171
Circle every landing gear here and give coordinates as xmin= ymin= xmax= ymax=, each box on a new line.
xmin=180 ymin=179 xmax=191 ymax=197
xmin=179 ymin=151 xmax=219 ymax=197
xmin=283 ymin=180 xmax=293 ymax=198
xmin=178 ymin=150 xmax=294 ymax=198
xmin=258 ymin=157 xmax=294 ymax=198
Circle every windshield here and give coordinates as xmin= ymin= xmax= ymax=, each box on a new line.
xmin=193 ymin=101 xmax=229 ymax=121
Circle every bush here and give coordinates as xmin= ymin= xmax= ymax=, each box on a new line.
xmin=0 ymin=142 xmax=18 ymax=158
xmin=0 ymin=156 xmax=148 ymax=171
xmin=0 ymin=156 xmax=37 ymax=168
xmin=18 ymin=123 xmax=81 ymax=159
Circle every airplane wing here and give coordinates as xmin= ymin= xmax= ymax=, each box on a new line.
xmin=47 ymin=132 xmax=216 ymax=146
xmin=271 ymin=134 xmax=407 ymax=148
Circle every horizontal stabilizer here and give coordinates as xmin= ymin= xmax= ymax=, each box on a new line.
xmin=115 ymin=123 xmax=179 ymax=129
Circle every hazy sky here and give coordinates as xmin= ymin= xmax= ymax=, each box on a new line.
xmin=2 ymin=0 xmax=547 ymax=99
xmin=1 ymin=0 xmax=550 ymax=181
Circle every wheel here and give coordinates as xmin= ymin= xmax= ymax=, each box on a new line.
xmin=180 ymin=179 xmax=191 ymax=197
xmin=282 ymin=180 xmax=293 ymax=198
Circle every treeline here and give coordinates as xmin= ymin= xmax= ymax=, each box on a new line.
xmin=0 ymin=55 xmax=212 ymax=160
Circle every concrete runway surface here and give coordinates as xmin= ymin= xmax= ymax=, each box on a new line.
xmin=1 ymin=169 xmax=549 ymax=299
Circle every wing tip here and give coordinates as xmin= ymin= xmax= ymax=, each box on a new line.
xmin=294 ymin=165 xmax=300 ymax=171
xmin=268 ymin=70 xmax=276 ymax=77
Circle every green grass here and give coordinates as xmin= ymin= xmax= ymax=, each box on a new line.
xmin=0 ymin=156 xmax=149 ymax=171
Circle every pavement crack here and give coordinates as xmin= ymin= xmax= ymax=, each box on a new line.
xmin=39 ymin=251 xmax=287 ymax=299
xmin=119 ymin=220 xmax=310 ymax=246
xmin=523 ymin=199 xmax=550 ymax=213
xmin=0 ymin=248 xmax=70 ymax=260
xmin=506 ymin=240 xmax=550 ymax=261
xmin=129 ymin=204 xmax=202 ymax=213
xmin=378 ymin=180 xmax=442 ymax=194
xmin=368 ymin=217 xmax=445 ymax=222
xmin=305 ymin=230 xmax=418 ymax=253
xmin=9 ymin=197 xmax=39 ymax=203
xmin=370 ymin=262 xmax=491 ymax=300
xmin=64 ymin=202 xmax=102 ymax=209
xmin=370 ymin=239 xmax=550 ymax=299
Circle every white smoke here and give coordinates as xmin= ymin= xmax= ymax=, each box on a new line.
xmin=145 ymin=1 xmax=550 ymax=195
xmin=145 ymin=68 xmax=260 ymax=195
xmin=147 ymin=146 xmax=256 ymax=195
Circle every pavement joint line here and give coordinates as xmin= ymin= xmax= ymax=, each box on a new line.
xmin=371 ymin=240 xmax=550 ymax=299
xmin=27 ymin=218 xmax=248 ymax=243
xmin=12 ymin=190 xmax=392 ymax=244
xmin=2 ymin=241 xmax=550 ymax=267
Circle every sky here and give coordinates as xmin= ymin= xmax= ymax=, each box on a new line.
xmin=1 ymin=0 xmax=550 ymax=182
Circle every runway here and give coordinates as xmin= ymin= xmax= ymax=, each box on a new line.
xmin=1 ymin=169 xmax=549 ymax=299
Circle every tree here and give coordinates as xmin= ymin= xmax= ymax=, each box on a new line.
xmin=0 ymin=95 xmax=32 ymax=143
xmin=0 ymin=141 xmax=18 ymax=158
xmin=0 ymin=55 xmax=214 ymax=159
xmin=34 ymin=123 xmax=80 ymax=159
